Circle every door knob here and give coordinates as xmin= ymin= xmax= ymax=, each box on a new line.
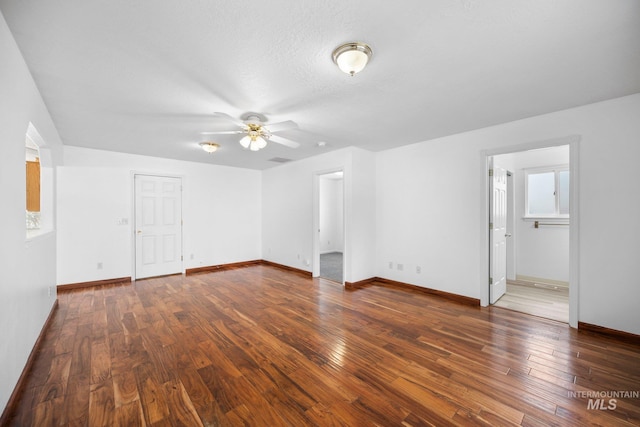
xmin=505 ymin=233 xmax=512 ymax=237
xmin=137 ymin=230 xmax=142 ymax=234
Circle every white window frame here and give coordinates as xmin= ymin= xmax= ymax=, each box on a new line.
xmin=524 ymin=164 xmax=570 ymax=219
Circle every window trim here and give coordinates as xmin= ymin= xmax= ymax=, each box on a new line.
xmin=524 ymin=164 xmax=570 ymax=219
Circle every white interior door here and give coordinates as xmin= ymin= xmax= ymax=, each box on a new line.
xmin=490 ymin=164 xmax=507 ymax=303
xmin=135 ymin=175 xmax=182 ymax=279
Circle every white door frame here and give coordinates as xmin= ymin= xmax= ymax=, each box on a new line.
xmin=131 ymin=172 xmax=184 ymax=281
xmin=480 ymin=135 xmax=580 ymax=328
xmin=312 ymin=168 xmax=345 ymax=282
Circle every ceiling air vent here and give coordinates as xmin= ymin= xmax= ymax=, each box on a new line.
xmin=269 ymin=157 xmax=293 ymax=163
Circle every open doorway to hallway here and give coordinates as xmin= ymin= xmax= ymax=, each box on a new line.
xmin=316 ymin=171 xmax=344 ymax=283
xmin=490 ymin=145 xmax=570 ymax=323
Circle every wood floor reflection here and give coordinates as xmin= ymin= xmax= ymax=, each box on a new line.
xmin=5 ymin=265 xmax=640 ymax=426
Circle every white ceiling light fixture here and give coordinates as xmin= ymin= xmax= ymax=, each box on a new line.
xmin=199 ymin=141 xmax=220 ymax=153
xmin=332 ymin=42 xmax=373 ymax=76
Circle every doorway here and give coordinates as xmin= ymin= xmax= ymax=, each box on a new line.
xmin=483 ymin=136 xmax=579 ymax=327
xmin=134 ymin=174 xmax=183 ymax=279
xmin=313 ymin=170 xmax=345 ymax=284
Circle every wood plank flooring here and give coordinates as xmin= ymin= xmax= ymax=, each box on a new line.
xmin=4 ymin=264 xmax=640 ymax=426
xmin=494 ymin=281 xmax=569 ymax=323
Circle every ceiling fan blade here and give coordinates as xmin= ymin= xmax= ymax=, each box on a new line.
xmin=200 ymin=130 xmax=244 ymax=135
xmin=213 ymin=112 xmax=247 ymax=128
xmin=269 ymin=134 xmax=300 ymax=149
xmin=265 ymin=120 xmax=298 ymax=133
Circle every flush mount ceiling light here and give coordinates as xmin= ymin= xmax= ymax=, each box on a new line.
xmin=199 ymin=142 xmax=220 ymax=153
xmin=332 ymin=42 xmax=373 ymax=76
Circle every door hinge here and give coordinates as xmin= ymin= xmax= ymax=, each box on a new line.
xmin=488 ymin=169 xmax=494 ymax=177
xmin=489 ymin=277 xmax=493 ymax=285
xmin=489 ymin=222 xmax=493 ymax=230
xmin=181 ymin=255 xmax=183 ymax=261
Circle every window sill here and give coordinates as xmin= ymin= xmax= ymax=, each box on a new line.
xmin=26 ymin=228 xmax=55 ymax=243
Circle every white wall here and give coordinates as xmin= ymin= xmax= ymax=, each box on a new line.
xmin=319 ymin=177 xmax=343 ymax=253
xmin=376 ymin=93 xmax=640 ymax=335
xmin=262 ymin=147 xmax=375 ymax=283
xmin=347 ymin=148 xmax=377 ymax=283
xmin=496 ymin=146 xmax=570 ymax=283
xmin=57 ymin=146 xmax=261 ymax=284
xmin=0 ymin=12 xmax=62 ymax=412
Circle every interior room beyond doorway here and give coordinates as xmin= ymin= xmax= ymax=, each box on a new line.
xmin=318 ymin=171 xmax=344 ymax=283
xmin=491 ymin=145 xmax=570 ymax=322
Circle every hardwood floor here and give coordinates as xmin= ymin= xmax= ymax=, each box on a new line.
xmin=494 ymin=281 xmax=569 ymax=323
xmin=4 ymin=264 xmax=640 ymax=426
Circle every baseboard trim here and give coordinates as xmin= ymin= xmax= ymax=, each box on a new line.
xmin=57 ymin=276 xmax=131 ymax=292
xmin=578 ymin=322 xmax=640 ymax=345
xmin=345 ymin=278 xmax=377 ymax=290
xmin=346 ymin=277 xmax=480 ymax=306
xmin=187 ymin=260 xmax=312 ymax=278
xmin=0 ymin=300 xmax=58 ymax=425
xmin=260 ymin=260 xmax=313 ymax=277
xmin=186 ymin=260 xmax=262 ymax=275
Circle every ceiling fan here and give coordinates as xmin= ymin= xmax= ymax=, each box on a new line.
xmin=202 ymin=112 xmax=301 ymax=151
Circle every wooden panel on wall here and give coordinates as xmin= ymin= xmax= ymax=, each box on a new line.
xmin=26 ymin=159 xmax=40 ymax=212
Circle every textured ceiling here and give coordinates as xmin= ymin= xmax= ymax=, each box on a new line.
xmin=1 ymin=1 xmax=639 ymax=169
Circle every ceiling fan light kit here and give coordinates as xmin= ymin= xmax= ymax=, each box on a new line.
xmin=332 ymin=42 xmax=373 ymax=76
xmin=239 ymin=134 xmax=268 ymax=151
xmin=199 ymin=142 xmax=220 ymax=153
xmin=239 ymin=121 xmax=269 ymax=151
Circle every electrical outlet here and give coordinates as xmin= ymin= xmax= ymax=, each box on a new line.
xmin=388 ymin=261 xmax=393 ymax=269
xmin=416 ymin=266 xmax=421 ymax=274
xmin=97 ymin=262 xmax=103 ymax=270
xmin=397 ymin=263 xmax=404 ymax=271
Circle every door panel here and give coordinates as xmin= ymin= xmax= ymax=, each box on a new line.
xmin=163 ymin=234 xmax=176 ymax=262
xmin=142 ymin=236 xmax=156 ymax=265
xmin=490 ymin=165 xmax=507 ymax=304
xmin=135 ymin=175 xmax=182 ymax=279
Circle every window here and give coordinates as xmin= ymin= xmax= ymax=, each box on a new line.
xmin=26 ymin=134 xmax=41 ymax=232
xmin=525 ymin=166 xmax=569 ymax=218
xmin=25 ymin=123 xmax=52 ymax=238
